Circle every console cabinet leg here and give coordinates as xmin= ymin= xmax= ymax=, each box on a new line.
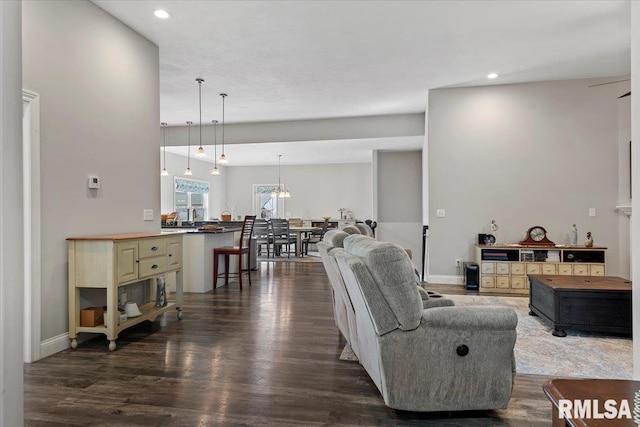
xmin=108 ymin=340 xmax=117 ymax=351
xmin=70 ymin=338 xmax=78 ymax=349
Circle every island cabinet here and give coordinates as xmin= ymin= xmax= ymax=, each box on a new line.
xmin=67 ymin=233 xmax=183 ymax=351
xmin=475 ymin=244 xmax=606 ymax=295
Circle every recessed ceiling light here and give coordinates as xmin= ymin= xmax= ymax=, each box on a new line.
xmin=487 ymin=72 xmax=499 ymax=79
xmin=154 ymin=9 xmax=170 ymax=19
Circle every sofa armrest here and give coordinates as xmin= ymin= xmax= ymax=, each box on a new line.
xmin=421 ymin=306 xmax=517 ymax=331
xmin=422 ymin=297 xmax=454 ymax=309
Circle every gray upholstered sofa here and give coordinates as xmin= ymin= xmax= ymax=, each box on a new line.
xmin=323 ymin=233 xmax=518 ymax=412
xmin=318 ymin=230 xmax=454 ymax=358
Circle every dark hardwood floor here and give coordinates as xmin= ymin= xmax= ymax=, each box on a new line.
xmin=24 ymin=262 xmax=552 ymax=426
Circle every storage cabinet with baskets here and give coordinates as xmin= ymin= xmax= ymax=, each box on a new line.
xmin=67 ymin=233 xmax=183 ymax=351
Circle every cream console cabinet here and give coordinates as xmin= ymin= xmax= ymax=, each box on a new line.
xmin=68 ymin=233 xmax=183 ymax=351
xmin=475 ymin=244 xmax=606 ymax=295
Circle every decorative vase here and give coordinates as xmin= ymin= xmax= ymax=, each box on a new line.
xmin=156 ymin=276 xmax=167 ymax=307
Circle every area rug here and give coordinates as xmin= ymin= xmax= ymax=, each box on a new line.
xmin=339 ymin=342 xmax=358 ymax=362
xmin=257 ymin=252 xmax=322 ymax=263
xmin=446 ymin=294 xmax=632 ymax=379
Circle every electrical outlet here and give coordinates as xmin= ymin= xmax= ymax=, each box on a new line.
xmin=455 ymin=259 xmax=461 ymax=268
xmin=119 ymin=293 xmax=127 ymax=306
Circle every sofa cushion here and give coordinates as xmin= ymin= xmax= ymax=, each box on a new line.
xmin=323 ymin=229 xmax=349 ymax=247
xmin=343 ymin=235 xmax=423 ymax=331
xmin=355 ymin=223 xmax=374 ymax=237
xmin=342 ymin=225 xmax=361 ymax=235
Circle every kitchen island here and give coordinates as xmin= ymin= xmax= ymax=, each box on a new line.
xmin=161 ymin=227 xmax=254 ymax=292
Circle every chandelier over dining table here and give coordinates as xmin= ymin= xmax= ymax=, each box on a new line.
xmin=271 ymin=154 xmax=291 ymax=198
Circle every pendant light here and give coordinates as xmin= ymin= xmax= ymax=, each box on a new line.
xmin=271 ymin=155 xmax=291 ymax=198
xmin=160 ymin=122 xmax=169 ymax=176
xmin=184 ymin=121 xmax=193 ymax=176
xmin=195 ymin=78 xmax=206 ymax=158
xmin=218 ymin=93 xmax=228 ymax=164
xmin=211 ymin=120 xmax=220 ymax=175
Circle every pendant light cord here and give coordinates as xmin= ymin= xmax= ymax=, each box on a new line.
xmin=187 ymin=121 xmax=192 ymax=169
xmin=198 ymin=79 xmax=203 ymax=150
xmin=213 ymin=120 xmax=218 ymax=167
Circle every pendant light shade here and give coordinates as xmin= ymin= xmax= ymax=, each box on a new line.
xmin=184 ymin=121 xmax=193 ymax=176
xmin=271 ymin=155 xmax=291 ymax=198
xmin=195 ymin=78 xmax=206 ymax=158
xmin=211 ymin=119 xmax=220 ymax=175
xmin=160 ymin=122 xmax=169 ymax=176
xmin=218 ymin=93 xmax=228 ymax=164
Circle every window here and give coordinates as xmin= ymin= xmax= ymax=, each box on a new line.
xmin=253 ymin=184 xmax=284 ymax=219
xmin=175 ymin=177 xmax=209 ymax=222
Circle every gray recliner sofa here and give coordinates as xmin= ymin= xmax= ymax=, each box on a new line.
xmin=331 ymin=234 xmax=518 ymax=412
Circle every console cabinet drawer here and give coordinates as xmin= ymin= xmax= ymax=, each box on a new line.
xmin=139 ymin=239 xmax=167 ymax=259
xmin=590 ymin=264 xmax=605 ymax=276
xmin=496 ymin=276 xmax=510 ymax=289
xmin=481 ymin=276 xmax=495 ymax=288
xmin=558 ymin=265 xmax=573 ymax=275
xmin=481 ymin=262 xmax=495 ymax=274
xmin=526 ymin=263 xmax=542 ymax=275
xmin=511 ymin=263 xmax=525 ymax=275
xmin=572 ymin=264 xmax=589 ymax=276
xmin=139 ymin=256 xmax=168 ymax=278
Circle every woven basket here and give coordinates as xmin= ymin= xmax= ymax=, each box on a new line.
xmin=221 ymin=211 xmax=232 ymax=221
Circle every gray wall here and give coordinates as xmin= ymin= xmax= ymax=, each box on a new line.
xmin=429 ymin=78 xmax=628 ymax=280
xmin=376 ymin=151 xmax=422 ymax=222
xmin=375 ymin=150 xmax=423 ymax=268
xmin=1 ymin=1 xmax=23 ymax=424
xmin=224 ymin=163 xmax=373 ymax=220
xmin=23 ymin=1 xmax=160 ymax=341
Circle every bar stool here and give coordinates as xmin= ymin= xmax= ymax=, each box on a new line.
xmin=213 ymin=215 xmax=256 ymax=290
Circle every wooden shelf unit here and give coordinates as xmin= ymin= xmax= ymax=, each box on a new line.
xmin=475 ymin=244 xmax=606 ymax=295
xmin=67 ymin=233 xmax=183 ymax=351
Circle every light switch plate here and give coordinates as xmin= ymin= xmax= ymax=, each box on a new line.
xmin=436 ymin=209 xmax=446 ymax=218
xmin=143 ymin=209 xmax=154 ymax=221
xmin=588 ymin=208 xmax=596 ymax=217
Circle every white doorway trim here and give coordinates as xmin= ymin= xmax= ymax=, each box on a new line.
xmin=22 ymin=89 xmax=41 ymax=363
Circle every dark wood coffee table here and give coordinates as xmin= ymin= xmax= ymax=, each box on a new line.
xmin=543 ymin=379 xmax=640 ymax=426
xmin=528 ymin=275 xmax=631 ymax=337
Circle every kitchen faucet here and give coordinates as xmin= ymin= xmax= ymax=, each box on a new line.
xmin=192 ymin=208 xmax=197 ymax=223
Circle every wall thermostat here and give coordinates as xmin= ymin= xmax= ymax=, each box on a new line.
xmin=88 ymin=175 xmax=100 ymax=189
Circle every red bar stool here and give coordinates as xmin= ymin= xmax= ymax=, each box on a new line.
xmin=213 ymin=215 xmax=256 ymax=290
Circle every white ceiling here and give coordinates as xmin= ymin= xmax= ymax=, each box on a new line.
xmin=93 ymin=0 xmax=631 ymax=164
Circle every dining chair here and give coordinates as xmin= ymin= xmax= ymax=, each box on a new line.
xmin=253 ymin=218 xmax=272 ymax=258
xmin=303 ymin=218 xmax=329 ymax=255
xmin=270 ymin=218 xmax=296 ymax=258
xmin=213 ymin=215 xmax=256 ymax=290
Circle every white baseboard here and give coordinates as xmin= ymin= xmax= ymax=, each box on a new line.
xmin=426 ymin=275 xmax=463 ymax=285
xmin=40 ymin=333 xmax=69 ymax=359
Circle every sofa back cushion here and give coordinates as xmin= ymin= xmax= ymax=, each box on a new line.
xmin=343 ymin=235 xmax=423 ymax=331
xmin=342 ymin=225 xmax=361 ymax=235
xmin=332 ymin=248 xmax=400 ymax=336
xmin=323 ymin=229 xmax=349 ymax=248
xmin=355 ymin=223 xmax=374 ymax=237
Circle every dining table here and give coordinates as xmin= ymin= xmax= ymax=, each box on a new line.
xmin=289 ymin=226 xmax=321 ymax=257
